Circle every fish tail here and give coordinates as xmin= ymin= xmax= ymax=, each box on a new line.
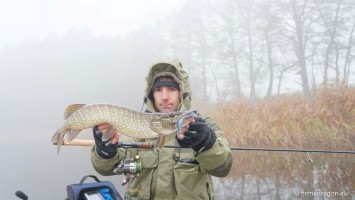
xmin=51 ymin=124 xmax=67 ymax=154
xmin=64 ymin=129 xmax=82 ymax=143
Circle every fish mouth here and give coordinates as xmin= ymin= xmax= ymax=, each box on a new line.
xmin=176 ymin=110 xmax=197 ymax=131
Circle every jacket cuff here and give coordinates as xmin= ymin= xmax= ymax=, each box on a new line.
xmin=90 ymin=146 xmax=120 ymax=175
xmin=195 ymin=138 xmax=231 ymax=171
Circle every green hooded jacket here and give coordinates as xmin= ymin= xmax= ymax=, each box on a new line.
xmin=91 ymin=58 xmax=233 ymax=200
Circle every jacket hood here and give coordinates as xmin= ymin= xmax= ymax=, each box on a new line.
xmin=144 ymin=58 xmax=192 ymax=112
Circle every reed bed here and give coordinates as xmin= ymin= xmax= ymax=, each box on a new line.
xmin=197 ymin=86 xmax=355 ymax=194
xmin=198 ymin=86 xmax=355 ymax=150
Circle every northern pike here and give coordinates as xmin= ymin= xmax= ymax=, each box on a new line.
xmin=51 ymin=104 xmax=196 ymax=153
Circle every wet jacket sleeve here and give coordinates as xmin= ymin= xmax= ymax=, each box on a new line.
xmin=195 ymin=115 xmax=233 ymax=177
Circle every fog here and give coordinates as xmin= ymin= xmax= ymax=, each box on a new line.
xmin=2 ymin=0 xmax=355 ymax=199
xmin=0 ymin=28 xmax=146 ymax=200
xmin=1 ymin=0 xmax=182 ymax=199
xmin=0 ymin=34 xmax=149 ymax=198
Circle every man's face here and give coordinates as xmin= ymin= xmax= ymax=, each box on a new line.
xmin=153 ymin=86 xmax=180 ymax=112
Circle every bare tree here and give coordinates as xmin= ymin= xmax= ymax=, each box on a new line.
xmin=314 ymin=0 xmax=343 ymax=86
xmin=238 ymin=0 xmax=266 ymax=101
xmin=258 ymin=0 xmax=284 ymax=98
xmin=152 ymin=0 xmax=355 ymax=102
xmin=163 ymin=0 xmax=214 ymax=101
xmin=277 ymin=0 xmax=313 ymax=100
xmin=213 ymin=0 xmax=243 ymax=99
xmin=342 ymin=17 xmax=355 ymax=84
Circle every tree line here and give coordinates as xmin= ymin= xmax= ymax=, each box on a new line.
xmin=149 ymin=0 xmax=355 ymax=102
xmin=2 ymin=0 xmax=354 ymax=103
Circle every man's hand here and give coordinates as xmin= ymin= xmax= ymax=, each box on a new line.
xmin=93 ymin=124 xmax=119 ymax=159
xmin=176 ymin=117 xmax=216 ymax=154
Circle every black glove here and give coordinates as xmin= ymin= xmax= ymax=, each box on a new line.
xmin=93 ymin=126 xmax=118 ymax=159
xmin=177 ymin=118 xmax=216 ymax=154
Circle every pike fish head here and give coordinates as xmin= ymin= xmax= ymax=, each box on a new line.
xmin=175 ymin=110 xmax=197 ymax=131
xmin=150 ymin=110 xmax=197 ymax=134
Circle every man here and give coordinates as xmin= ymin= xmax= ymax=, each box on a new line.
xmin=91 ymin=58 xmax=233 ymax=200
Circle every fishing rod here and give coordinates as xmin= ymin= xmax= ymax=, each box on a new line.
xmin=58 ymin=139 xmax=355 ymax=154
xmin=165 ymin=145 xmax=355 ymax=154
xmin=55 ymin=139 xmax=354 ymax=184
xmin=235 ymin=147 xmax=355 ymax=154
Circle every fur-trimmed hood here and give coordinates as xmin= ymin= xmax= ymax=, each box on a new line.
xmin=143 ymin=58 xmax=192 ymax=112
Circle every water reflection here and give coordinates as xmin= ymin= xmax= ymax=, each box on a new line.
xmin=4 ymin=137 xmax=352 ymax=199
xmin=214 ymin=152 xmax=354 ymax=200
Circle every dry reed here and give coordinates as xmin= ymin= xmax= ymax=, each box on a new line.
xmin=197 ymin=85 xmax=355 ymax=150
xmin=197 ymin=86 xmax=355 ymax=193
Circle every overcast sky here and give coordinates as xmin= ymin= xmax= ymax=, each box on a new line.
xmin=0 ymin=0 xmax=183 ymax=51
xmin=0 ymin=1 xmax=185 ymax=199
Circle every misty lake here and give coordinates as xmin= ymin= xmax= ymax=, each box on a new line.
xmin=2 ymin=136 xmax=353 ymax=199
xmin=214 ymin=151 xmax=354 ymax=200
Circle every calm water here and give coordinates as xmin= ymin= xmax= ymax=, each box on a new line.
xmin=213 ymin=152 xmax=355 ymax=200
xmin=0 ymin=133 xmax=124 ymax=200
xmin=2 ymin=138 xmax=353 ymax=199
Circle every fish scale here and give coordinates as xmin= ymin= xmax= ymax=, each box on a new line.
xmin=51 ymin=104 xmax=196 ymax=153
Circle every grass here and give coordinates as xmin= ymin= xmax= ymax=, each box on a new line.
xmin=196 ymin=86 xmax=355 ymax=192
xmin=197 ymin=85 xmax=355 ymax=150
